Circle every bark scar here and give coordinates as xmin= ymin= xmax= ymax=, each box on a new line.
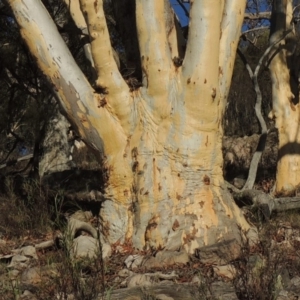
xmin=203 ymin=175 xmax=210 ymax=185
xmin=94 ymin=0 xmax=98 ymax=13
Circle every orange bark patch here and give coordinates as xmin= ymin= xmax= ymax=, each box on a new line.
xmin=211 ymin=88 xmax=216 ymax=99
xmin=176 ymin=193 xmax=182 ymax=200
xmin=145 ymin=215 xmax=163 ymax=248
xmin=203 ymin=175 xmax=210 ymax=185
xmin=172 ymin=219 xmax=180 ymax=231
xmin=195 ymin=187 xmax=218 ymax=228
xmin=93 ymin=1 xmax=98 ymax=13
xmin=183 ymin=233 xmax=194 ymax=244
xmin=199 ymin=200 xmax=204 ymax=208
xmin=158 ymin=183 xmax=162 ymax=191
xmin=219 ymin=66 xmax=223 ymax=75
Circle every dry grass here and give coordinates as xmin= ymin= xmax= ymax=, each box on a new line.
xmin=0 ymin=176 xmax=52 ymax=239
xmin=1 ymin=174 xmax=300 ymax=299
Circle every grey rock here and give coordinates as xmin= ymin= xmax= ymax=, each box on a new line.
xmin=210 ymin=281 xmax=238 ymax=300
xmin=233 ymin=177 xmax=246 ymax=189
xmin=124 ymin=255 xmax=143 ymax=269
xmin=277 ymin=276 xmax=300 ymax=299
xmin=127 ymin=274 xmax=157 ymax=288
xmin=21 ymin=267 xmax=41 ymax=285
xmin=118 ymin=268 xmax=134 ymax=278
xmin=8 ymin=255 xmax=29 ymax=269
xmin=20 ymin=290 xmax=37 ymax=300
xmin=213 ymin=264 xmax=237 ymax=280
xmin=8 ymin=269 xmax=20 ymax=279
xmin=196 ymin=238 xmax=241 ymax=265
xmin=71 ymin=236 xmax=111 ymax=259
xmin=20 ymin=246 xmax=38 ymax=260
xmin=142 ymin=250 xmax=189 ymax=268
xmin=68 ymin=217 xmax=98 ymax=239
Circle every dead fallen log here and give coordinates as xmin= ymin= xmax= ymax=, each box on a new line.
xmin=273 ymin=197 xmax=300 ymax=212
xmin=100 ymin=281 xmax=238 ymax=300
xmin=228 ymin=183 xmax=300 ymax=220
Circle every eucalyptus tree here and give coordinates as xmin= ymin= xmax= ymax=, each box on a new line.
xmin=224 ymin=0 xmax=300 ymax=197
xmin=269 ymin=0 xmax=300 ymax=195
xmin=241 ymin=0 xmax=300 ymax=196
xmin=7 ymin=0 xmax=255 ymax=259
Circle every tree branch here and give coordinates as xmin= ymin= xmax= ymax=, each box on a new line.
xmin=182 ymin=0 xmax=222 ymax=118
xmin=244 ymin=12 xmax=271 ymax=20
xmin=78 ymin=0 xmax=133 ymax=125
xmin=0 ymin=154 xmax=34 ymax=170
xmin=78 ymin=0 xmax=126 ymax=93
xmin=136 ymin=0 xmax=172 ymax=97
xmin=63 ymin=0 xmax=96 ymax=70
xmin=219 ymin=0 xmax=247 ymax=103
xmin=242 ymin=26 xmax=269 ymax=36
xmin=7 ymin=0 xmax=126 ymax=154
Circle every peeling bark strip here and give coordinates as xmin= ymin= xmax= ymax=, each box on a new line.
xmin=8 ymin=0 xmax=256 ymax=259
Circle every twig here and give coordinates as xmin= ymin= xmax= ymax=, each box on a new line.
xmin=242 ymin=26 xmax=269 ymax=37
xmin=237 ymin=28 xmax=292 ymax=191
xmin=0 ymin=153 xmax=33 ymax=169
xmin=244 ymin=12 xmax=272 ymax=20
xmin=175 ymin=0 xmax=189 ymax=18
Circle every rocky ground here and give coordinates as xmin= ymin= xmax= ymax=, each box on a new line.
xmin=1 ymin=202 xmax=300 ymax=300
xmin=1 ymin=133 xmax=300 ymax=300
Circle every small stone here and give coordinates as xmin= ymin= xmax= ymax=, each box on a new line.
xmin=8 ymin=269 xmax=20 ymax=279
xmin=125 ymin=255 xmax=143 ymax=269
xmin=213 ymin=264 xmax=237 ymax=280
xmin=21 ymin=267 xmax=41 ymax=285
xmin=20 ymin=246 xmax=38 ymax=260
xmin=233 ymin=177 xmax=246 ymax=189
xmin=142 ymin=250 xmax=189 ymax=268
xmin=20 ymin=290 xmax=37 ymax=300
xmin=118 ymin=268 xmax=133 ymax=278
xmin=8 ymin=255 xmax=29 ymax=269
xmin=127 ymin=274 xmax=156 ymax=288
xmin=190 ymin=275 xmax=203 ymax=286
xmin=156 ymin=295 xmax=174 ymax=300
xmin=115 ymin=245 xmax=127 ymax=254
xmin=211 ymin=281 xmax=238 ymax=300
xmin=70 ymin=210 xmax=92 ymax=222
xmin=71 ymin=236 xmax=111 ymax=259
xmin=71 ymin=236 xmax=98 ymax=259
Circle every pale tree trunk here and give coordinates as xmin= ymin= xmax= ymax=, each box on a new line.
xmin=39 ymin=101 xmax=74 ymax=177
xmin=269 ymin=0 xmax=300 ymax=196
xmin=8 ymin=0 xmax=254 ymax=257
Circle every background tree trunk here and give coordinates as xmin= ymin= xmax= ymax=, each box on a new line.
xmin=39 ymin=102 xmax=74 ymax=177
xmin=269 ymin=0 xmax=300 ymax=195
